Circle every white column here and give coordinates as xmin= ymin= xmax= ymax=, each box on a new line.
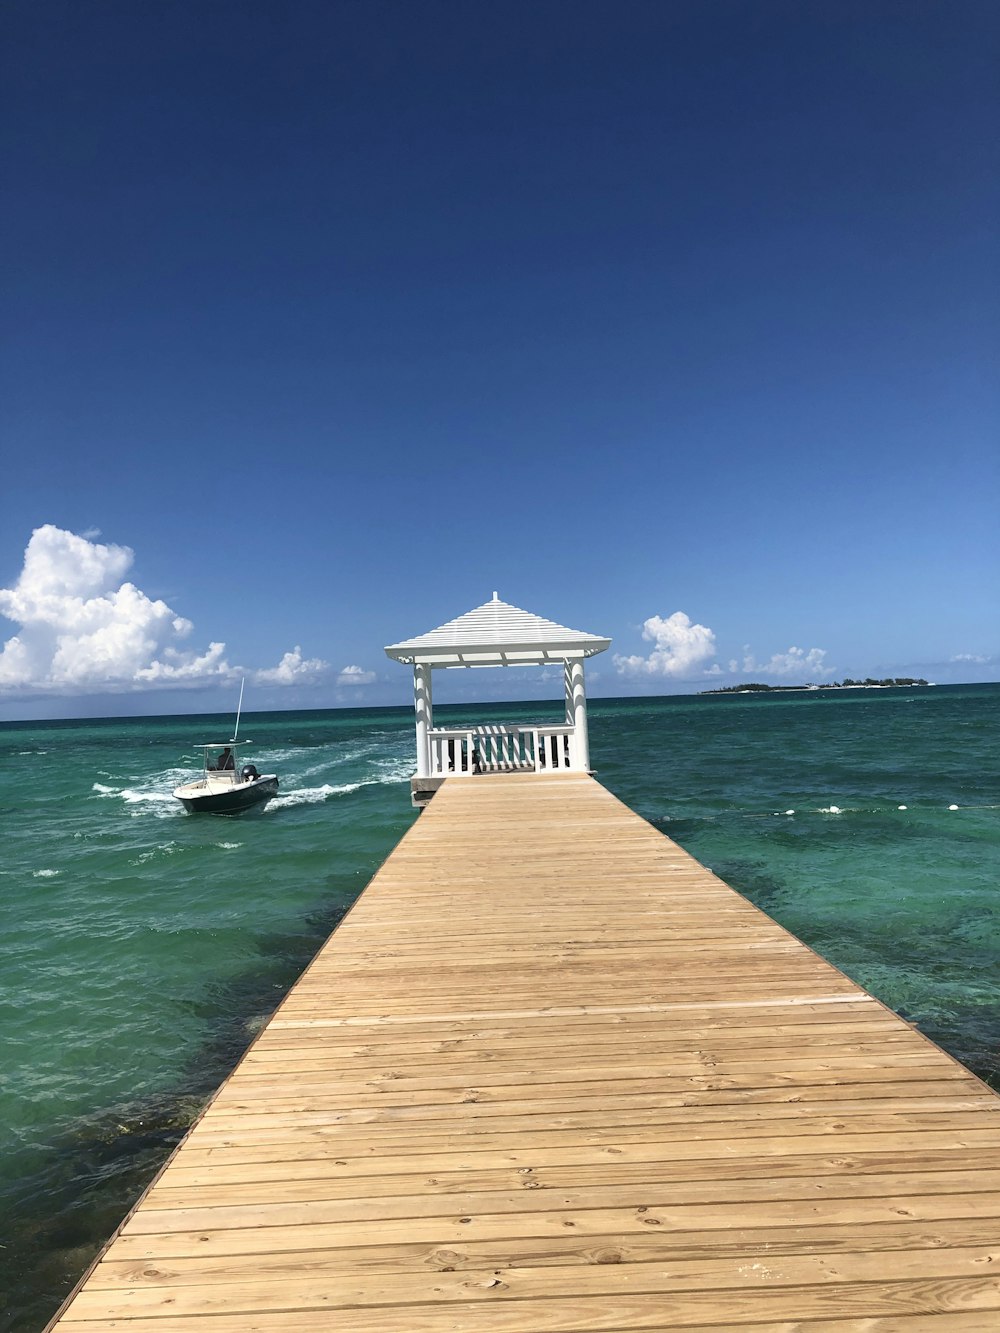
xmin=564 ymin=660 xmax=576 ymax=768
xmin=569 ymin=659 xmax=590 ymax=771
xmin=414 ymin=662 xmax=432 ymax=778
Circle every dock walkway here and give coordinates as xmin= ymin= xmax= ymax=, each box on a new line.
xmin=51 ymin=774 xmax=1000 ymax=1330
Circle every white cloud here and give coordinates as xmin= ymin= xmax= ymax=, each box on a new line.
xmin=255 ymin=647 xmax=329 ymax=685
xmin=336 ymin=664 xmax=376 ymax=686
xmin=950 ymin=653 xmax=989 ymax=664
xmin=0 ymin=525 xmax=328 ymax=695
xmin=738 ymin=645 xmax=834 ymax=679
xmin=611 ymin=610 xmax=834 ymax=685
xmin=613 ymin=611 xmax=717 ymax=678
xmin=135 ymin=642 xmax=231 ymax=683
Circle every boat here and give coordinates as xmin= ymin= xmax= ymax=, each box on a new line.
xmin=172 ymin=679 xmax=279 ymax=814
xmin=172 ymin=740 xmax=279 ymax=814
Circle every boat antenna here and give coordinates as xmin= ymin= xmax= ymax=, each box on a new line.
xmin=231 ymin=676 xmax=245 ymax=744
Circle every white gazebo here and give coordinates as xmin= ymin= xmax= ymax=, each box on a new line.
xmin=385 ymin=595 xmax=611 ymax=804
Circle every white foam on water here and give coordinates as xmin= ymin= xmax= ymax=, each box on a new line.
xmin=264 ymin=764 xmax=411 ymax=811
xmin=32 ymin=869 xmax=59 ymax=878
xmin=92 ymin=766 xmax=192 ymax=815
xmin=335 ymin=745 xmax=385 ymax=766
xmin=264 ymin=783 xmax=348 ymax=810
xmin=288 ymin=744 xmax=389 ymax=780
xmin=119 ymin=786 xmax=184 ymax=818
xmin=819 ymin=805 xmax=843 ymax=814
xmin=129 ymin=841 xmax=179 ymax=867
xmin=121 ymin=789 xmax=177 ymax=806
xmin=372 ymin=756 xmax=415 ymax=785
xmin=253 ymin=747 xmax=322 ymax=764
xmin=294 ymin=759 xmax=349 ymax=781
xmin=217 ymin=841 xmax=243 ymax=850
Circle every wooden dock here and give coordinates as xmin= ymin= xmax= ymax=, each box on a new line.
xmin=50 ymin=773 xmax=1000 ymax=1330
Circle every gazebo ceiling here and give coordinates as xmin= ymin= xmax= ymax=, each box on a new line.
xmin=384 ymin=595 xmax=611 ymax=668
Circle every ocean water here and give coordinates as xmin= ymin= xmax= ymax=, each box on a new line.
xmin=1 ymin=683 xmax=998 ymax=1330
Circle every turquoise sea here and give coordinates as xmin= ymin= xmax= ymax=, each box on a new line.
xmin=2 ymin=683 xmax=998 ymax=1331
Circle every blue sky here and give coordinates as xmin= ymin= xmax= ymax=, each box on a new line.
xmin=1 ymin=0 xmax=997 ymax=719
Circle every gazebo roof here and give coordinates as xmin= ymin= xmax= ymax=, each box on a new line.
xmin=384 ymin=595 xmax=611 ymax=668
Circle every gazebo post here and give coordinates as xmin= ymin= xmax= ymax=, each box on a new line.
xmin=563 ymin=661 xmax=575 ymax=760
xmin=568 ymin=659 xmax=590 ymax=771
xmin=414 ymin=662 xmax=433 ymax=778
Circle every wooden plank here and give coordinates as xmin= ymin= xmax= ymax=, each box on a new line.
xmin=49 ymin=1277 xmax=1000 ymax=1330
xmin=47 ymin=772 xmax=1000 ymax=1331
xmin=141 ymin=1166 xmax=1000 ymax=1213
xmin=84 ymin=1219 xmax=1000 ymax=1288
xmin=153 ymin=1146 xmax=1000 ymax=1194
xmin=55 ymin=1247 xmax=1000 ymax=1319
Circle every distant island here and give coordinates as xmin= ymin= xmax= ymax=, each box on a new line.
xmin=702 ymin=678 xmax=930 ymax=694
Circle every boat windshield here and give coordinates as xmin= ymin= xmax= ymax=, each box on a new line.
xmin=197 ymin=742 xmax=248 ymax=773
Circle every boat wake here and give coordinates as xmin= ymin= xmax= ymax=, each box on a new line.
xmin=371 ymin=757 xmax=414 ymax=784
xmin=91 ymin=783 xmax=183 ymax=817
xmin=120 ymin=789 xmax=183 ymax=814
xmin=265 ymin=763 xmax=412 ymax=811
xmin=265 ymin=783 xmax=353 ymax=810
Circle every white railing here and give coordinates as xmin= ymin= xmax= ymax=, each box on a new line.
xmin=427 ymin=724 xmax=575 ymax=777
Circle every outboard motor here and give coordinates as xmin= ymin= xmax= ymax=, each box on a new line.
xmin=241 ymin=763 xmax=259 ymax=782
